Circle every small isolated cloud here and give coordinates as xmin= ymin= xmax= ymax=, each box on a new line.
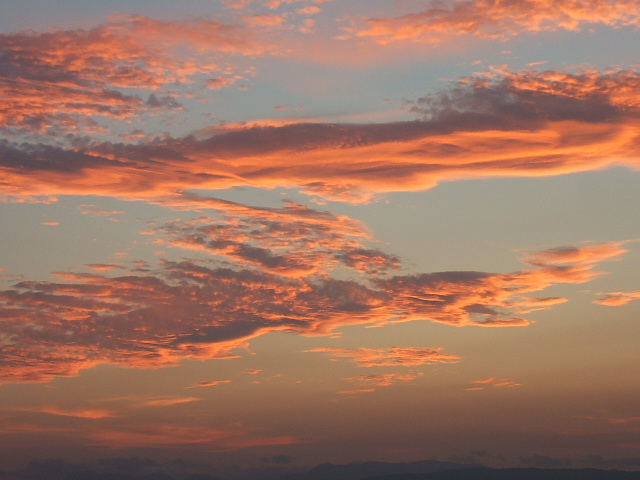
xmin=594 ymin=290 xmax=640 ymax=306
xmin=186 ymin=379 xmax=232 ymax=388
xmin=40 ymin=221 xmax=59 ymax=226
xmin=349 ymin=0 xmax=640 ymax=44
xmin=467 ymin=377 xmax=521 ymax=391
xmin=84 ymin=264 xmax=126 ymax=272
xmin=131 ymin=396 xmax=201 ymax=408
xmin=335 ymin=388 xmax=376 ymax=395
xmin=78 ymin=205 xmax=125 ymax=217
xmin=305 ymin=346 xmax=459 ymax=367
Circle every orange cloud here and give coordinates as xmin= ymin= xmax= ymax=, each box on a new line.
xmin=3 ymin=68 xmax=640 ymax=203
xmin=467 ymin=377 xmax=521 ymax=390
xmin=0 ymin=235 xmax=630 ymax=382
xmin=305 ymin=347 xmax=460 ymax=367
xmin=594 ymin=290 xmax=640 ymax=306
xmin=349 ymin=371 xmax=424 ymax=387
xmin=335 ymin=388 xmax=376 ymax=395
xmin=153 ymin=204 xmax=399 ymax=277
xmin=186 ymin=380 xmax=232 ymax=388
xmin=22 ymin=405 xmax=118 ymax=419
xmin=0 ymin=15 xmax=269 ymax=138
xmin=133 ymin=396 xmax=201 ymax=408
xmin=349 ymin=0 xmax=640 ymax=44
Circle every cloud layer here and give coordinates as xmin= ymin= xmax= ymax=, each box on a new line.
xmin=0 ymin=219 xmax=628 ymax=382
xmin=2 ymin=67 xmax=640 ymax=202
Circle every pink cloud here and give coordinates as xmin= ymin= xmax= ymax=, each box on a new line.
xmin=349 ymin=0 xmax=640 ymax=44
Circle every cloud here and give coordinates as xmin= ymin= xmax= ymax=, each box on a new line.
xmin=21 ymin=406 xmax=118 ymax=419
xmin=0 ymin=237 xmax=629 ymax=383
xmin=335 ymin=388 xmax=376 ymax=395
xmin=349 ymin=0 xmax=640 ymax=44
xmin=186 ymin=380 xmax=232 ymax=388
xmin=132 ymin=396 xmax=201 ymax=408
xmin=3 ymin=67 xmax=640 ymax=203
xmin=349 ymin=371 xmax=424 ymax=387
xmin=594 ymin=290 xmax=640 ymax=306
xmin=0 ymin=15 xmax=269 ymax=139
xmin=466 ymin=377 xmax=521 ymax=391
xmin=86 ymin=423 xmax=300 ymax=450
xmin=305 ymin=347 xmax=460 ymax=367
xmin=153 ymin=204 xmax=399 ymax=277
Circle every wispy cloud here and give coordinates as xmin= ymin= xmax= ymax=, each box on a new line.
xmin=20 ymin=405 xmax=119 ymax=419
xmin=305 ymin=347 xmax=460 ymax=367
xmin=186 ymin=380 xmax=232 ymax=388
xmin=348 ymin=0 xmax=640 ymax=44
xmin=466 ymin=377 xmax=521 ymax=391
xmin=87 ymin=423 xmax=300 ymax=450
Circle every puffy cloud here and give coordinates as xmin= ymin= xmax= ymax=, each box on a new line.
xmin=0 ymin=15 xmax=269 ymax=138
xmin=3 ymin=67 xmax=640 ymax=203
xmin=153 ymin=204 xmax=399 ymax=277
xmin=350 ymin=0 xmax=640 ymax=44
xmin=305 ymin=347 xmax=460 ymax=367
xmin=0 ymin=238 xmax=629 ymax=382
xmin=594 ymin=290 xmax=640 ymax=306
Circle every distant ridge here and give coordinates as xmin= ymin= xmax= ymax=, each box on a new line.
xmin=367 ymin=467 xmax=640 ymax=480
xmin=276 ymin=460 xmax=484 ymax=480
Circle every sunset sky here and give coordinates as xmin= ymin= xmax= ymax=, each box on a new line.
xmin=1 ymin=0 xmax=639 ymax=476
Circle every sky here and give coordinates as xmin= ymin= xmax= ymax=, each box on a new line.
xmin=1 ymin=0 xmax=640 ymax=476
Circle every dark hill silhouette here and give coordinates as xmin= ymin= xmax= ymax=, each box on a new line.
xmin=276 ymin=460 xmax=483 ymax=480
xmin=368 ymin=467 xmax=640 ymax=480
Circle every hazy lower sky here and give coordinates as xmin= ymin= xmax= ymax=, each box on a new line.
xmin=1 ymin=0 xmax=639 ymax=475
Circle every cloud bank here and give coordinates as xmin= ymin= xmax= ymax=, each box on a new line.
xmin=2 ymin=68 xmax=640 ymax=202
xmin=0 ymin=227 xmax=628 ymax=382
